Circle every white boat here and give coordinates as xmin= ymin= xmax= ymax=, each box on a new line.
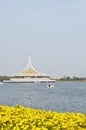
xmin=47 ymin=84 xmax=54 ymax=88
xmin=4 ymin=53 xmax=56 ymax=83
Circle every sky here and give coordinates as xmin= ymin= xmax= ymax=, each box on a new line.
xmin=0 ymin=0 xmax=86 ymax=78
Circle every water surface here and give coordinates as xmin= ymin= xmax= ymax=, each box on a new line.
xmin=0 ymin=82 xmax=86 ymax=113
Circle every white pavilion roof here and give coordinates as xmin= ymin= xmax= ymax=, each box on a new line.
xmin=10 ymin=53 xmax=50 ymax=77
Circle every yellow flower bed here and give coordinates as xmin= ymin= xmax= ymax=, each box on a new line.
xmin=0 ymin=105 xmax=86 ymax=130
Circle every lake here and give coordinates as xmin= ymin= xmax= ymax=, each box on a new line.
xmin=0 ymin=81 xmax=86 ymax=113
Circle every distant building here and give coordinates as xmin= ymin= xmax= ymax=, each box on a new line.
xmin=4 ymin=53 xmax=56 ymax=83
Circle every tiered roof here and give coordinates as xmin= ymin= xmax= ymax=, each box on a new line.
xmin=11 ymin=53 xmax=50 ymax=77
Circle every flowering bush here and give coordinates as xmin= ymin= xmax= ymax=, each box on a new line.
xmin=0 ymin=105 xmax=86 ymax=130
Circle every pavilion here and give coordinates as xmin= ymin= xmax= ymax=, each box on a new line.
xmin=4 ymin=53 xmax=55 ymax=83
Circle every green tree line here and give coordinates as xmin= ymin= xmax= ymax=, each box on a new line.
xmin=0 ymin=76 xmax=10 ymax=82
xmin=57 ymin=76 xmax=86 ymax=81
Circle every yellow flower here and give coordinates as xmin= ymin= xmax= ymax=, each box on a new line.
xmin=0 ymin=105 xmax=86 ymax=130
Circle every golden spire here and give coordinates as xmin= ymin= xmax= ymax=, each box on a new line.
xmin=22 ymin=52 xmax=39 ymax=74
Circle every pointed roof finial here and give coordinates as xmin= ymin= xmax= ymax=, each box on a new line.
xmin=29 ymin=52 xmax=30 ymax=56
xmin=22 ymin=52 xmax=39 ymax=74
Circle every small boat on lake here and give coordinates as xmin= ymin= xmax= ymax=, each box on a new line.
xmin=47 ymin=84 xmax=54 ymax=88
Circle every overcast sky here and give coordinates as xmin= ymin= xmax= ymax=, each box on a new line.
xmin=0 ymin=0 xmax=86 ymax=77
